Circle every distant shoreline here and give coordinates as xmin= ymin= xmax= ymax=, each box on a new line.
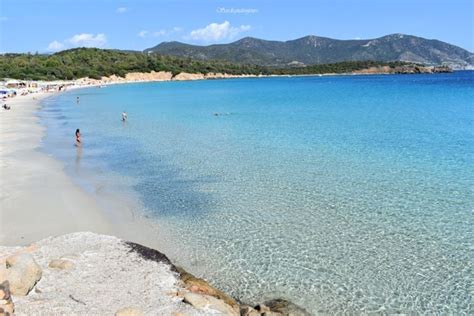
xmin=1 ymin=64 xmax=454 ymax=94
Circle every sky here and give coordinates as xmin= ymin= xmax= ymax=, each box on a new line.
xmin=0 ymin=0 xmax=473 ymax=53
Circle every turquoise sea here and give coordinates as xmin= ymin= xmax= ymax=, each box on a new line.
xmin=40 ymin=72 xmax=473 ymax=314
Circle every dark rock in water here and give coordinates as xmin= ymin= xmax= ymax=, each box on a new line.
xmin=263 ymin=299 xmax=311 ymax=316
xmin=124 ymin=241 xmax=177 ymax=273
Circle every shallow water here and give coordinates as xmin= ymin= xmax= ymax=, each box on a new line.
xmin=40 ymin=73 xmax=473 ymax=314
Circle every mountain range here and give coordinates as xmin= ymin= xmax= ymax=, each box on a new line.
xmin=144 ymin=34 xmax=474 ymax=69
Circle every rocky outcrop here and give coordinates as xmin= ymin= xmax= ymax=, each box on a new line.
xmin=0 ymin=233 xmax=200 ymax=315
xmin=0 ymin=253 xmax=42 ymax=296
xmin=352 ymin=65 xmax=452 ymax=75
xmin=125 ymin=241 xmax=239 ymax=314
xmin=172 ymin=72 xmax=206 ymax=81
xmin=74 ymin=71 xmax=252 ymax=86
xmin=0 ymin=233 xmax=308 ymax=315
xmin=76 ymin=71 xmax=174 ymax=86
xmin=100 ymin=74 xmax=126 ymax=83
xmin=125 ymin=71 xmax=173 ymax=82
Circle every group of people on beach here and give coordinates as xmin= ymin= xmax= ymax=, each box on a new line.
xmin=74 ymin=95 xmax=127 ymax=146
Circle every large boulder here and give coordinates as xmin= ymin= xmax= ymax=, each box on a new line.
xmin=0 ymin=253 xmax=42 ymax=296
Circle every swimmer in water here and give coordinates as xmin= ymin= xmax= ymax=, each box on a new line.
xmin=75 ymin=128 xmax=81 ymax=145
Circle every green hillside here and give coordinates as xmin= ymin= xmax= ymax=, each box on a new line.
xmin=0 ymin=48 xmax=448 ymax=81
xmin=145 ymin=34 xmax=474 ymax=69
xmin=0 ymin=48 xmax=267 ymax=81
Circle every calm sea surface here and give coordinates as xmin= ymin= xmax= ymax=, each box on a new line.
xmin=40 ymin=72 xmax=473 ymax=314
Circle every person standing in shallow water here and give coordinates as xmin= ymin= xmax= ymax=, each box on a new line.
xmin=75 ymin=129 xmax=81 ymax=146
xmin=76 ymin=96 xmax=80 ymax=104
xmin=122 ymin=111 xmax=127 ymax=122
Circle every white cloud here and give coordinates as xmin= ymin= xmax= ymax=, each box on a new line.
xmin=188 ymin=21 xmax=250 ymax=42
xmin=47 ymin=40 xmax=65 ymax=52
xmin=138 ymin=30 xmax=149 ymax=38
xmin=116 ymin=7 xmax=127 ymax=14
xmin=137 ymin=27 xmax=183 ymax=38
xmin=67 ymin=33 xmax=107 ymax=47
xmin=46 ymin=33 xmax=107 ymax=52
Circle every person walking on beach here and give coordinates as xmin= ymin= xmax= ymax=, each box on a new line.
xmin=122 ymin=111 xmax=127 ymax=122
xmin=75 ymin=128 xmax=81 ymax=146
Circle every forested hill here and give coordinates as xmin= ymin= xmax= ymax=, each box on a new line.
xmin=145 ymin=34 xmax=474 ymax=69
xmin=0 ymin=48 xmax=266 ymax=81
xmin=0 ymin=48 xmax=451 ymax=81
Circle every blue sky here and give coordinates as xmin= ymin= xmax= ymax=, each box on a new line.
xmin=0 ymin=0 xmax=473 ymax=53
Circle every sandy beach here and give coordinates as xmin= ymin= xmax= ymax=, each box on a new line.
xmin=0 ymin=93 xmax=118 ymax=246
